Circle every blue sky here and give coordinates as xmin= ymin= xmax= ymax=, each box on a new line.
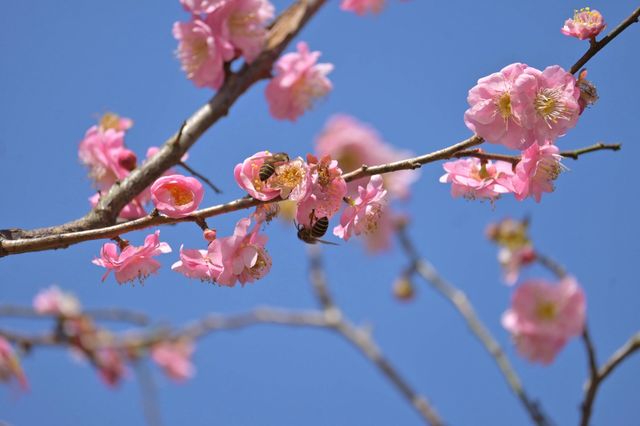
xmin=0 ymin=1 xmax=639 ymax=425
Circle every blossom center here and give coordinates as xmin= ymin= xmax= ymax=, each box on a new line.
xmin=535 ymin=301 xmax=557 ymax=321
xmin=535 ymin=88 xmax=569 ymax=127
xmin=496 ymin=93 xmax=512 ymax=120
xmin=187 ymin=39 xmax=209 ymax=75
xmin=272 ymin=164 xmax=303 ymax=189
xmin=167 ymin=184 xmax=194 ymax=206
xmin=574 ymin=8 xmax=601 ymax=27
xmin=229 ymin=12 xmax=260 ymax=37
xmin=364 ymin=204 xmax=383 ymax=234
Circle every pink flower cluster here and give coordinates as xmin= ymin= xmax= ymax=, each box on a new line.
xmin=265 ymin=42 xmax=334 ymax=121
xmin=464 ymin=63 xmax=581 ymax=151
xmin=440 ymin=142 xmax=563 ymax=203
xmin=502 ymin=277 xmax=586 ymax=364
xmin=561 ymin=8 xmax=606 ymax=40
xmin=173 ymin=0 xmax=274 ymax=90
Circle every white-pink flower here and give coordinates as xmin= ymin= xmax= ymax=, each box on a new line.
xmin=518 ymin=65 xmax=581 ymax=142
xmin=151 ymin=340 xmax=195 ymax=382
xmin=268 ymin=157 xmax=313 ymax=201
xmin=265 ymin=42 xmax=334 ymax=121
xmin=334 ymin=175 xmax=387 ymax=241
xmin=464 ymin=63 xmax=537 ymax=150
xmin=171 ymin=245 xmax=223 ymax=283
xmin=439 ymin=158 xmax=515 ymax=201
xmin=340 ymin=0 xmax=385 ymax=15
xmin=296 ymin=154 xmax=347 ymax=225
xmin=212 ymin=0 xmax=274 ymax=63
xmin=33 ymin=286 xmax=81 ymax=317
xmin=92 ymin=231 xmax=172 ymax=284
xmin=173 ymin=18 xmax=235 ymax=90
xmin=513 ymin=142 xmax=563 ymax=202
xmin=151 ymin=174 xmax=204 ymax=218
xmin=0 ymin=337 xmax=28 ymax=390
xmin=561 ymin=8 xmax=606 ymax=40
xmin=502 ymin=276 xmax=586 ymax=364
xmin=315 ymin=115 xmax=417 ymax=199
xmin=209 ymin=218 xmax=272 ymax=286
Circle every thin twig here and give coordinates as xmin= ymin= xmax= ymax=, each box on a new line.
xmin=178 ymin=162 xmax=222 ymax=194
xmin=307 ymin=247 xmax=444 ymax=426
xmin=397 ymin=225 xmax=552 ymax=426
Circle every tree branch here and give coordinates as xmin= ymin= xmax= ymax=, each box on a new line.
xmin=396 ymin=224 xmax=552 ymax=426
xmin=0 ymin=305 xmax=150 ymax=326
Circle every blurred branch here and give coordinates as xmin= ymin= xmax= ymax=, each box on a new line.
xmin=134 ymin=360 xmax=164 ymax=426
xmin=1 ymin=0 xmax=327 ymax=241
xmin=0 ymin=305 xmax=150 ymax=326
xmin=397 ymin=224 xmax=552 ymax=426
xmin=570 ymin=7 xmax=640 ymax=74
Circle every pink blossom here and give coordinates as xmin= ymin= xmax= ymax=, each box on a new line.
xmin=561 ymin=8 xmax=606 ymax=40
xmin=296 ymin=154 xmax=347 ymax=225
xmin=464 ymin=63 xmax=537 ymax=150
xmin=96 ymin=348 xmax=126 ymax=387
xmin=92 ymin=231 xmax=172 ymax=284
xmin=171 ymin=245 xmax=223 ymax=283
xmin=234 ymin=151 xmax=283 ymax=201
xmin=513 ymin=142 xmax=563 ymax=202
xmin=0 ymin=337 xmax=28 ymax=390
xmin=209 ymin=218 xmax=272 ymax=286
xmin=439 ymin=158 xmax=515 ymax=201
xmin=340 ymin=0 xmax=385 ymax=15
xmin=173 ymin=18 xmax=235 ymax=90
xmin=98 ymin=112 xmax=134 ymax=132
xmin=265 ymin=42 xmax=334 ymax=121
xmin=212 ymin=0 xmax=274 ymax=63
xmin=518 ymin=66 xmax=581 ymax=142
xmin=89 ymin=193 xmax=148 ymax=220
xmin=33 ymin=286 xmax=81 ymax=317
xmin=151 ymin=340 xmax=195 ymax=382
xmin=502 ymin=276 xmax=586 ymax=364
xmin=315 ymin=115 xmax=417 ymax=199
xmin=180 ymin=0 xmax=224 ymax=15
xmin=79 ymin=127 xmax=135 ymax=190
xmin=334 ymin=175 xmax=387 ymax=241
xmin=268 ymin=157 xmax=313 ymax=201
xmin=151 ymin=174 xmax=204 ymax=218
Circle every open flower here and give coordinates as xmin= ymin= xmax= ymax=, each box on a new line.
xmin=212 ymin=0 xmax=274 ymax=63
xmin=265 ymin=42 xmax=334 ymax=121
xmin=92 ymin=231 xmax=172 ymax=284
xmin=151 ymin=174 xmax=204 ymax=218
xmin=334 ymin=175 xmax=387 ymax=241
xmin=513 ymin=142 xmax=564 ymax=202
xmin=340 ymin=0 xmax=385 ymax=15
xmin=439 ymin=158 xmax=515 ymax=201
xmin=33 ymin=286 xmax=81 ymax=317
xmin=296 ymin=154 xmax=347 ymax=225
xmin=151 ymin=340 xmax=195 ymax=382
xmin=234 ymin=151 xmax=283 ymax=201
xmin=561 ymin=8 xmax=606 ymax=40
xmin=172 ymin=245 xmax=223 ymax=283
xmin=464 ymin=63 xmax=536 ymax=150
xmin=315 ymin=115 xmax=417 ymax=199
xmin=173 ymin=17 xmax=235 ymax=89
xmin=209 ymin=218 xmax=272 ymax=286
xmin=79 ymin=127 xmax=134 ymax=190
xmin=0 ymin=337 xmax=28 ymax=390
xmin=502 ymin=276 xmax=586 ymax=364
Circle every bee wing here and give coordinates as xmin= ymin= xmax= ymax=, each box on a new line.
xmin=315 ymin=239 xmax=339 ymax=246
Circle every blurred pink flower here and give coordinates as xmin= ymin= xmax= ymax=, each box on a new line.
xmin=502 ymin=276 xmax=586 ymax=364
xmin=151 ymin=174 xmax=204 ymax=218
xmin=79 ymin=127 xmax=135 ymax=190
xmin=92 ymin=231 xmax=172 ymax=284
xmin=498 ymin=246 xmax=537 ymax=285
xmin=33 ymin=286 xmax=81 ymax=317
xmin=180 ymin=0 xmax=224 ymax=14
xmin=518 ymin=65 xmax=581 ymax=142
xmin=234 ymin=151 xmax=283 ymax=201
xmin=334 ymin=175 xmax=387 ymax=241
xmin=265 ymin=42 xmax=333 ymax=121
xmin=98 ymin=112 xmax=134 ymax=132
xmin=439 ymin=158 xmax=515 ymax=201
xmin=315 ymin=115 xmax=417 ymax=199
xmin=151 ymin=340 xmax=195 ymax=382
xmin=561 ymin=8 xmax=606 ymax=40
xmin=213 ymin=0 xmax=274 ymax=63
xmin=361 ymin=205 xmax=397 ymax=253
xmin=513 ymin=142 xmax=563 ymax=202
xmin=464 ymin=63 xmax=536 ymax=150
xmin=96 ymin=348 xmax=126 ymax=387
xmin=209 ymin=218 xmax=272 ymax=286
xmin=340 ymin=0 xmax=384 ymax=15
xmin=296 ymin=154 xmax=347 ymax=225
xmin=173 ymin=18 xmax=235 ymax=89
xmin=0 ymin=337 xmax=28 ymax=390
xmin=172 ymin=245 xmax=223 ymax=283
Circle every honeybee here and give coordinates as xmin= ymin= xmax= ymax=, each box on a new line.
xmin=259 ymin=152 xmax=290 ymax=181
xmin=296 ymin=216 xmax=338 ymax=245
